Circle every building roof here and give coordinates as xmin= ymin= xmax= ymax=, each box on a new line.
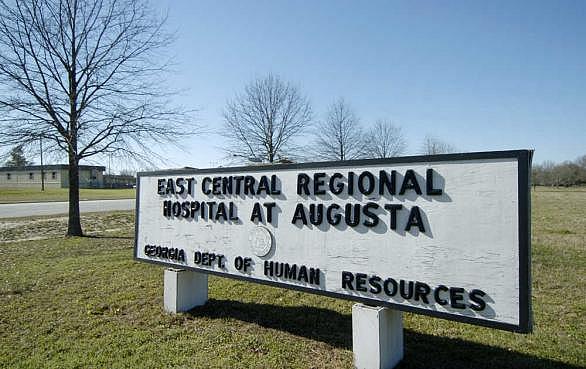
xmin=104 ymin=174 xmax=136 ymax=179
xmin=0 ymin=164 xmax=106 ymax=172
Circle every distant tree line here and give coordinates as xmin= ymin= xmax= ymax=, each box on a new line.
xmin=532 ymin=155 xmax=586 ymax=187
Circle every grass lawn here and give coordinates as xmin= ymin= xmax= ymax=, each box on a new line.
xmin=0 ymin=187 xmax=135 ymax=203
xmin=0 ymin=189 xmax=584 ymax=368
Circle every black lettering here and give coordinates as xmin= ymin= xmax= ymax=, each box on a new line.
xmin=176 ymin=177 xmax=185 ymax=195
xmin=270 ymin=175 xmax=281 ymax=195
xmin=469 ymin=289 xmax=487 ymax=311
xmin=234 ymin=176 xmax=244 ymax=194
xmin=157 ymin=179 xmax=166 ymax=195
xmin=191 ymin=202 xmax=199 ymax=218
xmin=212 ymin=177 xmax=222 ymax=195
xmin=206 ymin=201 xmax=216 ymax=220
xmin=263 ymin=202 xmax=276 ymax=223
xmin=217 ymin=255 xmax=225 ymax=268
xmin=172 ymin=202 xmax=181 ymax=217
xmin=163 ymin=200 xmax=172 ymax=217
xmin=358 ymin=171 xmax=375 ymax=195
xmin=399 ymin=280 xmax=414 ymax=299
xmin=264 ymin=261 xmax=273 ymax=276
xmin=244 ymin=176 xmax=255 ymax=195
xmin=291 ymin=203 xmax=308 ymax=225
xmin=329 ymin=173 xmax=344 ymax=195
xmin=284 ymin=264 xmax=297 ymax=279
xmin=215 ymin=202 xmax=227 ymax=221
xmin=414 ymin=281 xmax=431 ymax=303
xmin=405 ymin=206 xmax=425 ymax=232
xmin=384 ymin=204 xmax=402 ymax=230
xmin=450 ymin=287 xmax=466 ymax=309
xmin=347 ymin=171 xmax=355 ymax=195
xmin=363 ymin=202 xmax=379 ymax=227
xmin=309 ymin=204 xmax=324 ymax=226
xmin=166 ymin=178 xmax=175 ymax=195
xmin=341 ymin=271 xmax=354 ymax=290
xmin=399 ymin=169 xmax=422 ymax=195
xmin=298 ymin=265 xmax=308 ymax=282
xmin=250 ymin=202 xmax=263 ymax=222
xmin=181 ymin=201 xmax=190 ymax=217
xmin=275 ymin=262 xmax=284 ymax=277
xmin=355 ymin=273 xmax=368 ymax=292
xmin=434 ymin=285 xmax=449 ymax=305
xmin=222 ymin=176 xmax=233 ymax=195
xmin=344 ymin=203 xmax=360 ymax=227
xmin=383 ymin=278 xmax=398 ymax=296
xmin=379 ymin=170 xmax=396 ymax=195
xmin=202 ymin=177 xmax=211 ymax=195
xmin=228 ymin=202 xmax=239 ymax=221
xmin=313 ymin=172 xmax=326 ymax=195
xmin=186 ymin=177 xmax=196 ymax=195
xmin=369 ymin=276 xmax=382 ymax=294
xmin=326 ymin=204 xmax=342 ymax=226
xmin=257 ymin=176 xmax=270 ymax=195
xmin=426 ymin=169 xmax=443 ymax=195
xmin=243 ymin=257 xmax=252 ymax=272
xmin=234 ymin=256 xmax=243 ymax=270
xmin=297 ymin=173 xmax=310 ymax=195
xmin=309 ymin=268 xmax=320 ymax=285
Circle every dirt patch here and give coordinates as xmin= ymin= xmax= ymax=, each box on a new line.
xmin=0 ymin=212 xmax=134 ymax=242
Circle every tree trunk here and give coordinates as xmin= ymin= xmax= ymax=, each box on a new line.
xmin=67 ymin=153 xmax=83 ymax=236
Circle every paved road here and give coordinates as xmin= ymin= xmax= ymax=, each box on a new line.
xmin=0 ymin=199 xmax=135 ymax=218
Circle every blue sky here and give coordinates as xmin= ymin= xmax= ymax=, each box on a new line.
xmin=148 ymin=0 xmax=584 ymax=169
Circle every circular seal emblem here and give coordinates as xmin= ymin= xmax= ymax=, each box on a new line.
xmin=249 ymin=226 xmax=273 ymax=257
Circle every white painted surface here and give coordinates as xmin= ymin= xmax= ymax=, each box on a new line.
xmin=352 ymin=304 xmax=403 ymax=369
xmin=163 ymin=268 xmax=208 ymax=313
xmin=136 ymin=157 xmax=525 ymax=328
xmin=0 ymin=199 xmax=134 ymax=218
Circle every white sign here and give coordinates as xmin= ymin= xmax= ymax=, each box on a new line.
xmin=134 ymin=150 xmax=532 ymax=332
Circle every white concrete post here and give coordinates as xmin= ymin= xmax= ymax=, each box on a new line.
xmin=352 ymin=304 xmax=404 ymax=369
xmin=164 ymin=268 xmax=208 ymax=313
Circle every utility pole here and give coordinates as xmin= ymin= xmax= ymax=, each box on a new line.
xmin=39 ymin=136 xmax=45 ymax=191
xmin=108 ymin=153 xmax=112 ymax=188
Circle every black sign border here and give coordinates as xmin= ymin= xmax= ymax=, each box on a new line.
xmin=134 ymin=149 xmax=533 ymax=333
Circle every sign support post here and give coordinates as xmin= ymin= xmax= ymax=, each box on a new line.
xmin=353 ymin=304 xmax=404 ymax=369
xmin=163 ymin=268 xmax=208 ymax=313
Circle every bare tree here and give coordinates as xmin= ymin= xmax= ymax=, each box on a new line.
xmin=363 ymin=119 xmax=406 ymax=158
xmin=310 ymin=98 xmax=363 ymax=161
xmin=421 ymin=135 xmax=456 ymax=155
xmin=0 ymin=0 xmax=195 ymax=236
xmin=222 ymin=74 xmax=312 ymax=163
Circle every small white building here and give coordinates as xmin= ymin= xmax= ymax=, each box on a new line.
xmin=0 ymin=165 xmax=105 ymax=189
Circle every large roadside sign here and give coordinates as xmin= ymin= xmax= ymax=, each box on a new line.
xmin=134 ymin=150 xmax=532 ymax=332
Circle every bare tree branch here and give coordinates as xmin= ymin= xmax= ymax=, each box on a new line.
xmin=420 ymin=135 xmax=456 ymax=155
xmin=221 ymin=74 xmax=312 ymax=163
xmin=363 ymin=119 xmax=406 ymax=159
xmin=309 ymin=98 xmax=363 ymax=161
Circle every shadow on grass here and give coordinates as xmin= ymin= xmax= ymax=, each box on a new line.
xmin=188 ymin=299 xmax=579 ymax=369
xmin=81 ymin=234 xmax=133 ymax=240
